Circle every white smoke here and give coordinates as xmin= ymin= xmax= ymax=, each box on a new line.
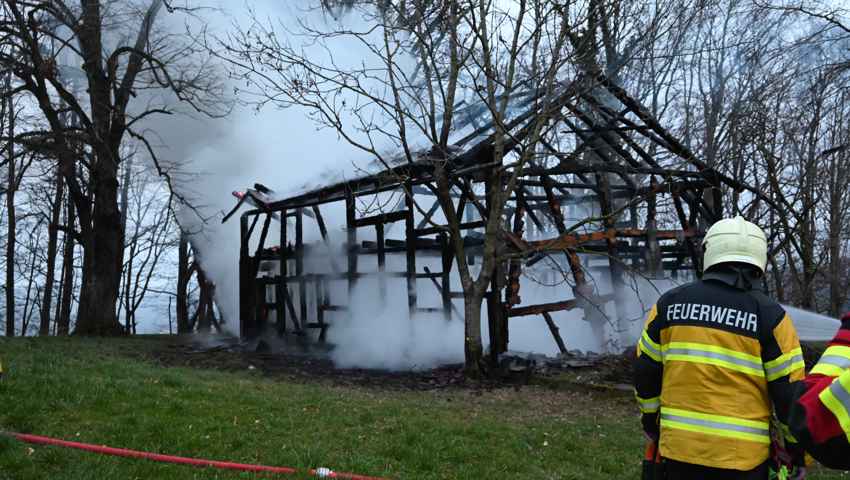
xmin=141 ymin=1 xmax=750 ymax=366
xmin=144 ymin=2 xmax=396 ymax=335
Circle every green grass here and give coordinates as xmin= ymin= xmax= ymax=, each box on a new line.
xmin=0 ymin=336 xmax=847 ymax=479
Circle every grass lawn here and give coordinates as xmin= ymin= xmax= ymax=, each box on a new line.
xmin=0 ymin=336 xmax=847 ymax=479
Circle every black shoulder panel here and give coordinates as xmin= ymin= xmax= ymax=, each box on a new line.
xmin=747 ymin=290 xmax=787 ymax=331
xmin=657 ymin=280 xmax=762 ymax=339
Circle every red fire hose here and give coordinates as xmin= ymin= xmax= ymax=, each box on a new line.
xmin=2 ymin=431 xmax=389 ymax=480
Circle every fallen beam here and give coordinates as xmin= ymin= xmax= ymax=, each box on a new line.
xmin=508 ymin=294 xmax=615 ymax=317
xmin=542 ymin=312 xmax=568 ymax=354
xmin=525 ymin=228 xmax=698 ymax=253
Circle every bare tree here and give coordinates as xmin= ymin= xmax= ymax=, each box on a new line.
xmin=0 ymin=0 xmax=223 ymax=335
xmin=217 ymin=0 xmax=682 ymax=374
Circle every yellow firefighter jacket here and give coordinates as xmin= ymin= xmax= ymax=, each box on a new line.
xmin=634 ymin=267 xmax=804 ymax=471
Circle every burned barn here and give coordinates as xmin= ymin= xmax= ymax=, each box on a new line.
xmin=227 ymin=74 xmax=751 ymax=357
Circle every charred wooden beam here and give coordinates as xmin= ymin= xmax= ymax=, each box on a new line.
xmin=253 ymin=214 xmax=273 ymax=275
xmin=239 ymin=214 xmax=255 ymax=339
xmin=311 ymin=205 xmax=328 ymax=239
xmin=345 ymin=191 xmax=357 ymax=296
xmin=424 ymin=265 xmax=461 ymax=319
xmin=595 ymin=172 xmax=627 ymax=330
xmin=672 ymin=192 xmax=702 ymax=274
xmin=354 ymin=210 xmax=409 ymax=227
xmin=506 ymin=199 xmax=525 ymax=307
xmin=376 ymin=222 xmax=386 ymax=302
xmin=509 ymin=294 xmax=616 ymax=317
xmin=646 ymin=177 xmax=661 ymax=276
xmin=562 ymin=99 xmax=642 ymax=170
xmin=525 ymin=228 xmax=699 ymax=253
xmin=415 ymin=220 xmax=486 ymax=236
xmin=295 ymin=208 xmax=306 ymax=326
xmin=278 ymin=209 xmax=288 ymax=332
xmin=542 ymin=175 xmax=590 ymax=296
xmin=542 ymin=312 xmax=568 ymax=354
xmin=416 ymin=199 xmax=442 ymax=229
xmin=438 ymin=233 xmax=453 ymax=320
xmin=509 ymin=299 xmax=580 ymax=317
xmin=404 ymin=183 xmax=417 ymax=313
xmin=314 ymin=276 xmax=325 ymax=340
xmin=515 ymin=188 xmax=545 ymax=232
xmin=594 ymin=74 xmax=708 ymax=171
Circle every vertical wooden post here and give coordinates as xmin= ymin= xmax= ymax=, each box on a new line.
xmin=438 ymin=232 xmax=452 ymax=320
xmin=646 ymin=177 xmax=661 ymax=276
xmin=277 ymin=209 xmax=287 ymax=334
xmin=673 ymin=192 xmax=703 ymax=275
xmin=345 ymin=191 xmax=358 ymax=298
xmin=376 ymin=222 xmax=386 ymax=302
xmin=295 ymin=208 xmax=306 ymax=327
xmin=595 ymin=173 xmax=627 ymax=327
xmin=505 ymin=194 xmax=525 ymax=307
xmin=404 ymin=183 xmax=417 ymax=315
xmin=253 ymin=214 xmax=273 ymax=334
xmin=314 ymin=275 xmax=323 ymax=338
xmin=542 ymin=176 xmax=590 ymax=293
xmin=239 ymin=214 xmax=255 ymax=339
xmin=317 ymin=278 xmax=327 ymax=342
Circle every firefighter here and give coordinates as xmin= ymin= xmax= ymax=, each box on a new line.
xmin=787 ymin=312 xmax=850 ymax=470
xmin=634 ymin=216 xmax=806 ymax=479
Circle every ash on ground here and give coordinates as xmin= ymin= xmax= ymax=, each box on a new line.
xmin=142 ymin=335 xmax=828 ymax=392
xmin=142 ymin=334 xmax=640 ymax=392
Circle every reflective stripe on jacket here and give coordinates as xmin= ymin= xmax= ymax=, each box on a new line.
xmin=788 ymin=318 xmax=850 ymax=470
xmin=634 ymin=270 xmax=804 ymax=471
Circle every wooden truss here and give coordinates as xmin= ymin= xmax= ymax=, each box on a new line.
xmin=231 ymin=73 xmax=749 ymax=355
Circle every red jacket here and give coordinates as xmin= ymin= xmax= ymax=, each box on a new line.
xmin=790 ymin=312 xmax=850 ymax=469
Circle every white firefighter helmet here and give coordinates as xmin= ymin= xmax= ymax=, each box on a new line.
xmin=702 ymin=216 xmax=767 ymax=273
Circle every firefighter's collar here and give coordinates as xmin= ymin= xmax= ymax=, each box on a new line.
xmin=702 ymin=266 xmax=764 ymax=291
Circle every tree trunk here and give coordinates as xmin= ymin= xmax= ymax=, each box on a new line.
xmin=57 ymin=193 xmax=76 ymax=336
xmin=39 ymin=168 xmax=64 ymax=335
xmin=119 ymin=155 xmax=132 ymax=333
xmin=463 ymin=293 xmax=485 ymax=378
xmin=74 ymin=146 xmax=125 ymax=336
xmin=176 ymin=231 xmax=190 ymax=333
xmin=124 ymin=241 xmax=135 ymax=334
xmin=5 ymin=77 xmax=15 ymax=337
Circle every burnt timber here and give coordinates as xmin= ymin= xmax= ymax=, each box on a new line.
xmin=231 ymin=73 xmax=743 ymax=354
